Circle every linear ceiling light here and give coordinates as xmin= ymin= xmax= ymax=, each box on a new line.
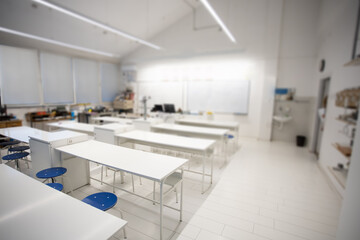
xmin=32 ymin=0 xmax=162 ymax=50
xmin=0 ymin=27 xmax=118 ymax=58
xmin=199 ymin=0 xmax=236 ymax=43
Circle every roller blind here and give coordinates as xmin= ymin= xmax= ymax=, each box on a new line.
xmin=0 ymin=45 xmax=41 ymax=105
xmin=101 ymin=63 xmax=120 ymax=102
xmin=40 ymin=52 xmax=74 ymax=104
xmin=74 ymin=58 xmax=99 ymax=104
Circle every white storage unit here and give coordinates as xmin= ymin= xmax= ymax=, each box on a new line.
xmin=29 ymin=130 xmax=89 ymax=192
xmin=94 ymin=123 xmax=133 ymax=144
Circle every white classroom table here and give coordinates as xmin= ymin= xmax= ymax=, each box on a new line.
xmin=116 ymin=130 xmax=216 ymax=193
xmin=0 ymin=126 xmax=48 ymax=143
xmin=151 ymin=123 xmax=229 ymax=162
xmin=0 ymin=164 xmax=126 ymax=240
xmin=92 ymin=116 xmax=134 ymax=125
xmin=55 ymin=140 xmax=188 ymax=240
xmin=47 ymin=121 xmax=95 ymax=135
xmin=151 ymin=123 xmax=228 ymax=142
xmin=176 ymin=118 xmax=239 ymax=132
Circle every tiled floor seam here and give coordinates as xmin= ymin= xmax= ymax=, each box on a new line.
xmin=274 ymin=219 xmax=337 ymax=237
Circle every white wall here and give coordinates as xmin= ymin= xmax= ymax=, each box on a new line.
xmin=123 ymin=0 xmax=284 ymax=140
xmin=272 ymin=0 xmax=320 ymax=144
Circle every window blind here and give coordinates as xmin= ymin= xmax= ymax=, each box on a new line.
xmin=0 ymin=45 xmax=41 ymax=105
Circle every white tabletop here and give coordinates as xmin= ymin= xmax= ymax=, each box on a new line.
xmin=116 ymin=130 xmax=216 ymax=153
xmin=28 ymin=130 xmax=88 ymax=144
xmin=0 ymin=164 xmax=126 ymax=240
xmin=92 ymin=117 xmax=133 ymax=125
xmin=94 ymin=123 xmax=132 ymax=132
xmin=152 ymin=123 xmax=228 ymax=137
xmin=56 ymin=140 xmax=188 ymax=182
xmin=48 ymin=121 xmax=95 ymax=134
xmin=176 ymin=118 xmax=239 ymax=129
xmin=0 ymin=126 xmax=49 ymax=143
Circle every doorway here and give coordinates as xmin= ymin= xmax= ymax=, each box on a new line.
xmin=312 ymin=77 xmax=331 ymax=158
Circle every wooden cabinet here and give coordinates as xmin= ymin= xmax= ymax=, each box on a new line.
xmin=0 ymin=119 xmax=22 ymax=128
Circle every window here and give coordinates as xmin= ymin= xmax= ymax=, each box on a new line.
xmin=0 ymin=45 xmax=41 ymax=105
xmin=40 ymin=52 xmax=74 ymax=104
xmin=74 ymin=58 xmax=99 ymax=104
xmin=101 ymin=63 xmax=120 ymax=102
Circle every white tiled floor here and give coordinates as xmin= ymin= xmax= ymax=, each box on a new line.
xmin=17 ymin=138 xmax=341 ymax=240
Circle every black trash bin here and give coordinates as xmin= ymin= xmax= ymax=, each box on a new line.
xmin=296 ymin=135 xmax=306 ymax=147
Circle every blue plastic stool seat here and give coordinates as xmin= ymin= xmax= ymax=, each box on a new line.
xmin=36 ymin=167 xmax=67 ymax=183
xmin=2 ymin=152 xmax=29 ymax=161
xmin=46 ymin=183 xmax=64 ymax=191
xmin=8 ymin=146 xmax=30 ymax=152
xmin=36 ymin=167 xmax=67 ymax=179
xmin=0 ymin=140 xmax=20 ymax=147
xmin=2 ymin=152 xmax=29 ymax=170
xmin=82 ymin=192 xmax=118 ymax=211
xmin=225 ymin=134 xmax=234 ymax=139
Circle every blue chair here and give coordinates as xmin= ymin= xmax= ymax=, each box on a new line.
xmin=2 ymin=152 xmax=29 ymax=170
xmin=82 ymin=192 xmax=127 ymax=239
xmin=36 ymin=167 xmax=67 ymax=183
xmin=46 ymin=182 xmax=64 ymax=191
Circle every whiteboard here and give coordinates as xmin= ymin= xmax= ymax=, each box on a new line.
xmin=187 ymin=79 xmax=250 ymax=114
xmin=137 ymin=81 xmax=183 ymax=110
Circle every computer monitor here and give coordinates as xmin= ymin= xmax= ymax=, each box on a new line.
xmin=151 ymin=104 xmax=163 ymax=112
xmin=164 ymin=104 xmax=176 ymax=113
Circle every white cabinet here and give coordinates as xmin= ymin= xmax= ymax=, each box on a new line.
xmin=29 ymin=130 xmax=89 ymax=192
xmin=94 ymin=123 xmax=133 ymax=144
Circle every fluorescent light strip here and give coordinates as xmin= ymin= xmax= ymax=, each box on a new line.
xmin=200 ymin=0 xmax=236 ymax=43
xmin=0 ymin=27 xmax=117 ymax=58
xmin=33 ymin=0 xmax=161 ymax=50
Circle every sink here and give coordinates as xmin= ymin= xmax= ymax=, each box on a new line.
xmin=273 ymin=115 xmax=292 ymax=123
xmin=273 ymin=115 xmax=292 ymax=130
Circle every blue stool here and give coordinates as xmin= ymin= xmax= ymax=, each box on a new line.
xmin=225 ymin=134 xmax=236 ymax=155
xmin=0 ymin=140 xmax=21 ymax=158
xmin=2 ymin=152 xmax=29 ymax=170
xmin=8 ymin=145 xmax=31 ymax=168
xmin=46 ymin=183 xmax=64 ymax=191
xmin=36 ymin=167 xmax=67 ymax=183
xmin=82 ymin=192 xmax=127 ymax=238
xmin=0 ymin=140 xmax=20 ymax=147
xmin=8 ymin=145 xmax=30 ymax=152
xmin=226 ymin=134 xmax=234 ymax=140
xmin=82 ymin=192 xmax=118 ymax=211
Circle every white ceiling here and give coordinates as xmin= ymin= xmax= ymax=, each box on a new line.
xmin=0 ymin=0 xmax=199 ymax=62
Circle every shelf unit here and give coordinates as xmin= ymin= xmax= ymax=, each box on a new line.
xmin=330 ymin=87 xmax=359 ymax=191
xmin=332 ymin=143 xmax=352 ymax=160
xmin=344 ymin=57 xmax=360 ymax=66
xmin=336 ymin=117 xmax=357 ymax=126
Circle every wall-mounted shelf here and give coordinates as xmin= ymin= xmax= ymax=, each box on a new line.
xmin=344 ymin=58 xmax=360 ymax=66
xmin=332 ymin=143 xmax=352 ymax=159
xmin=336 ymin=117 xmax=357 ymax=125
